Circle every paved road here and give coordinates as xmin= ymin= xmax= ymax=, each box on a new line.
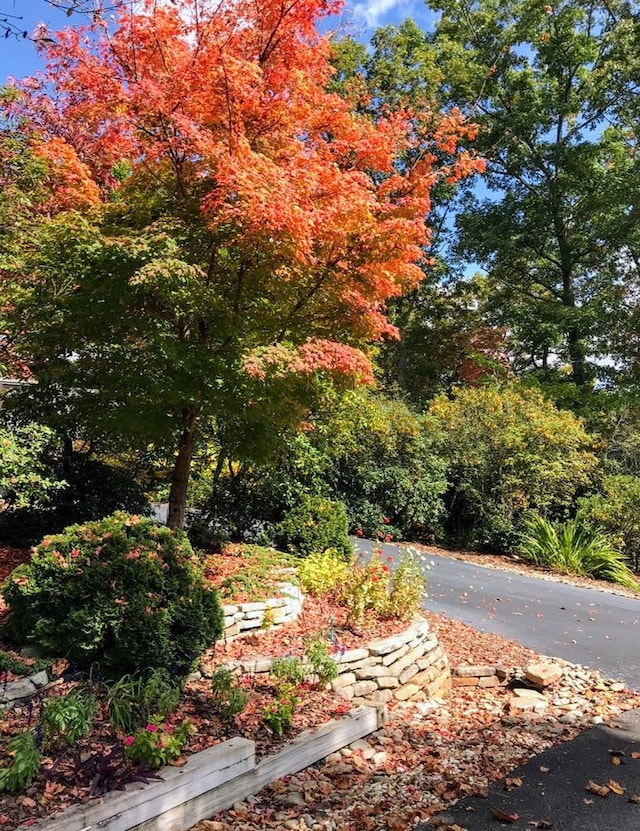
xmin=353 ymin=539 xmax=640 ymax=690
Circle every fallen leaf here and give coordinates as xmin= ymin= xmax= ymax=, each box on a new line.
xmin=611 ymin=756 xmax=622 ymax=766
xmin=505 ymin=777 xmax=523 ymax=790
xmin=583 ymin=798 xmax=594 ymax=805
xmin=539 ymin=766 xmax=550 ymax=773
xmin=19 ymin=797 xmax=36 ymax=810
xmin=632 ymin=752 xmax=640 ymax=760
xmin=607 ymin=779 xmax=625 ymax=795
xmin=169 ymin=756 xmax=188 ymax=767
xmin=529 ymin=821 xmax=553 ymax=829
xmin=492 ymin=809 xmax=519 ymax=822
xmin=586 ymin=781 xmax=610 ymax=797
xmin=628 ymin=794 xmax=640 ymax=804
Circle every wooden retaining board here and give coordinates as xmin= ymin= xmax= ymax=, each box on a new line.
xmin=22 ymin=706 xmax=380 ymax=831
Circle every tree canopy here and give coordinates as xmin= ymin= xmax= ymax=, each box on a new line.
xmin=0 ymin=0 xmax=483 ymax=528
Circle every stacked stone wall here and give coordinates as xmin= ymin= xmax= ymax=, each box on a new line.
xmin=221 ymin=580 xmax=303 ymax=640
xmin=217 ymin=615 xmax=451 ymax=705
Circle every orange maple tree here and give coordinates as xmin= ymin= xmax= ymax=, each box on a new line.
xmin=4 ymin=0 xmax=484 ymax=528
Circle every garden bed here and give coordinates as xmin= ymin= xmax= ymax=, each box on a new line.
xmin=19 ymin=705 xmax=381 ymax=831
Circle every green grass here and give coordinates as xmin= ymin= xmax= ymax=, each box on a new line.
xmin=519 ymin=514 xmax=639 ymax=590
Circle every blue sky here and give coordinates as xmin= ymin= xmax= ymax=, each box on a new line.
xmin=0 ymin=0 xmax=435 ymax=83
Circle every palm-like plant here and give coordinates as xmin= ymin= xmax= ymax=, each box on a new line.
xmin=520 ymin=514 xmax=639 ymax=590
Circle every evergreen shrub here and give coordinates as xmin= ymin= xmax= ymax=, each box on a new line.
xmin=2 ymin=512 xmax=223 ymax=680
xmin=270 ymin=495 xmax=352 ymax=558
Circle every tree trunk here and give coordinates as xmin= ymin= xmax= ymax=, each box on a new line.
xmin=167 ymin=406 xmax=198 ymax=531
xmin=567 ymin=326 xmax=587 ymax=387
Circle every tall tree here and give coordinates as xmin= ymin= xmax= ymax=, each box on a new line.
xmin=424 ymin=0 xmax=640 ymax=389
xmin=1 ymin=0 xmax=482 ymax=528
xmin=331 ymin=21 xmax=496 ymax=402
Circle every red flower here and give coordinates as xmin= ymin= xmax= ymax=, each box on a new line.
xmin=382 ymin=516 xmax=390 ymax=524
xmin=355 ymin=529 xmax=364 ymax=537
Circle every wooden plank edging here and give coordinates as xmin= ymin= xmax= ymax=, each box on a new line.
xmin=20 ymin=706 xmax=381 ymax=831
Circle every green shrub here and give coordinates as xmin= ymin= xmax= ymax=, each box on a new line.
xmin=519 ymin=513 xmax=638 ymax=590
xmin=0 ymin=422 xmax=64 ymax=510
xmin=0 ymin=730 xmax=41 ymax=793
xmin=270 ymin=656 xmax=305 ymax=686
xmin=124 ymin=717 xmax=195 ymax=769
xmin=296 ymin=548 xmax=350 ymax=597
xmin=42 ymin=688 xmax=98 ymax=749
xmin=210 ymin=666 xmax=250 ymax=721
xmin=326 ymin=396 xmax=447 ymax=543
xmin=304 ymin=635 xmax=338 ymax=687
xmin=578 ymin=475 xmax=640 ymax=572
xmin=263 ymin=686 xmax=299 ymax=737
xmin=0 ymin=453 xmax=150 ymax=547
xmin=2 ymin=512 xmax=224 ymax=680
xmin=429 ymin=384 xmax=598 ymax=550
xmin=106 ymin=669 xmax=181 ymax=735
xmin=387 ymin=546 xmax=430 ymax=621
xmin=0 ymin=651 xmax=49 ymax=677
xmin=270 ymin=496 xmax=352 ymax=559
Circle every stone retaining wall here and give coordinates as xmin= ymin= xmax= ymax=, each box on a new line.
xmin=218 ymin=615 xmax=451 ymax=706
xmin=221 ymin=579 xmax=303 ymax=640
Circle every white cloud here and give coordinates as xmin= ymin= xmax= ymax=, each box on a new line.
xmin=351 ymin=0 xmax=421 ymax=28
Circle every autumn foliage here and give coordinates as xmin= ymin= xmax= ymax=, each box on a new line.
xmin=7 ymin=0 xmax=483 ymax=360
xmin=2 ymin=0 xmax=484 ymax=526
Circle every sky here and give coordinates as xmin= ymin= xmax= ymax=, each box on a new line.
xmin=0 ymin=0 xmax=436 ymax=83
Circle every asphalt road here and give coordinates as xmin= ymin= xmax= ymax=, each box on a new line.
xmin=353 ymin=538 xmax=640 ymax=690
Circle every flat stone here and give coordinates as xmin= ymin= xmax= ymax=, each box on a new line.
xmin=513 ymin=687 xmax=548 ymax=701
xmin=386 ymin=645 xmax=427 ymax=677
xmin=394 ymin=683 xmax=420 ymax=701
xmin=479 ymin=675 xmax=501 ymax=688
xmin=412 ymin=666 xmax=440 ymax=687
xmin=238 ymin=618 xmax=262 ymax=630
xmin=354 ymin=665 xmax=390 ymax=680
xmin=368 ymin=633 xmax=412 ymax=656
xmin=454 ymin=665 xmax=497 ymax=678
xmin=338 ymin=648 xmax=369 ymax=664
xmin=29 ymin=671 xmax=48 ymax=688
xmin=367 ymin=689 xmax=394 ymax=705
xmin=526 ymin=662 xmax=563 ymax=688
xmin=278 ymin=791 xmax=307 ymax=807
xmin=341 ymin=657 xmax=378 ymax=672
xmin=332 ymin=673 xmax=356 ymax=689
xmin=1 ymin=678 xmax=37 ymax=703
xmin=381 ymin=644 xmax=409 ymax=667
xmin=335 ymin=686 xmax=355 ymax=700
xmin=398 ymin=664 xmax=419 ymax=685
xmin=349 ymin=739 xmax=375 ymax=759
xmin=352 ymin=680 xmax=378 ymax=697
xmin=376 ymin=676 xmax=400 ymax=688
xmin=239 ymin=657 xmax=273 ymax=673
xmin=453 ymin=676 xmax=479 ymax=686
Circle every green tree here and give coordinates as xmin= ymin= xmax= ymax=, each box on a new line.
xmin=429 ymin=383 xmax=598 ymax=549
xmin=0 ymin=422 xmax=64 ymax=509
xmin=424 ymin=0 xmax=640 ymax=390
xmin=331 ymin=22 xmax=502 ymax=403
